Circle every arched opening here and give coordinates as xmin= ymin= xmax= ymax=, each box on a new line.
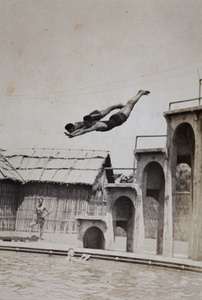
xmin=142 ymin=162 xmax=165 ymax=255
xmin=83 ymin=226 xmax=105 ymax=249
xmin=173 ymin=123 xmax=195 ymax=257
xmin=113 ymin=197 xmax=135 ymax=252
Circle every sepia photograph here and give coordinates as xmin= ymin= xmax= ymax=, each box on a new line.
xmin=0 ymin=0 xmax=202 ymax=299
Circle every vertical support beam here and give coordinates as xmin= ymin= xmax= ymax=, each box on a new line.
xmin=133 ymin=186 xmax=144 ymax=253
xmin=191 ymin=121 xmax=202 ymax=260
xmin=191 ymin=185 xmax=200 ymax=260
xmin=103 ymin=186 xmax=115 ymax=251
xmin=199 ymin=79 xmax=202 ymax=105
xmin=157 ymin=186 xmax=164 ymax=255
xmin=188 ymin=152 xmax=194 ymax=258
xmin=163 ymin=165 xmax=173 ymax=257
xmin=103 ymin=211 xmax=115 ymax=250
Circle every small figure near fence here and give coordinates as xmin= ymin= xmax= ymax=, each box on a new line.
xmin=29 ymin=198 xmax=50 ymax=240
xmin=66 ymin=248 xmax=91 ymax=263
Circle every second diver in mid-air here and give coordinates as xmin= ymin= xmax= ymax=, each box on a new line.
xmin=64 ymin=90 xmax=150 ymax=138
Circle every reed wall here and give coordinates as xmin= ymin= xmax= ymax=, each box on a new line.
xmin=0 ymin=180 xmax=20 ymax=231
xmin=16 ymin=182 xmax=106 ymax=235
xmin=143 ymin=196 xmax=158 ymax=239
xmin=173 ymin=192 xmax=191 ymax=241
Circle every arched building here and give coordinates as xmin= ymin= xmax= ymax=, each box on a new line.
xmin=132 ymin=101 xmax=202 ymax=261
xmin=164 ymin=103 xmax=202 ymax=261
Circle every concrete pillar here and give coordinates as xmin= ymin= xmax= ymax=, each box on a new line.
xmin=163 ymin=165 xmax=173 ymax=257
xmin=133 ymin=186 xmax=144 ymax=253
xmin=191 ymin=130 xmax=202 ymax=260
xmin=103 ymin=211 xmax=115 ymax=251
xmin=157 ymin=186 xmax=164 ymax=255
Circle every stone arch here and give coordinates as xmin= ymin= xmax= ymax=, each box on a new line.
xmin=83 ymin=226 xmax=105 ymax=249
xmin=112 ymin=196 xmax=135 ymax=252
xmin=173 ymin=122 xmax=195 ymax=168
xmin=142 ymin=161 xmax=165 ymax=255
xmin=172 ymin=122 xmax=195 ymax=256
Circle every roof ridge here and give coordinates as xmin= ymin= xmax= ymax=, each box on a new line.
xmin=4 ymin=147 xmax=110 ymax=152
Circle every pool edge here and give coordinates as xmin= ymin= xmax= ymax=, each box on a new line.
xmin=0 ymin=241 xmax=202 ymax=274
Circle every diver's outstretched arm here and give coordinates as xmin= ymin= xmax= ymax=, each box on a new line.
xmin=68 ymin=122 xmax=107 ymax=138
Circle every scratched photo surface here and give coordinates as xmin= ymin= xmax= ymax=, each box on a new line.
xmin=0 ymin=0 xmax=202 ymax=299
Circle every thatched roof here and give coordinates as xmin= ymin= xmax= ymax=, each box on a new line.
xmin=2 ymin=148 xmax=111 ymax=185
xmin=0 ymin=151 xmax=24 ymax=182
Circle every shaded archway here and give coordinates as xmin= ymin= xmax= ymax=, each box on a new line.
xmin=113 ymin=197 xmax=135 ymax=252
xmin=83 ymin=226 xmax=105 ymax=249
xmin=172 ymin=122 xmax=195 ymax=256
xmin=142 ymin=162 xmax=165 ymax=255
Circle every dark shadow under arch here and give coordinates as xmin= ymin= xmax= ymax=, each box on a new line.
xmin=172 ymin=122 xmax=195 ymax=256
xmin=83 ymin=226 xmax=105 ymax=249
xmin=173 ymin=122 xmax=195 ymax=167
xmin=113 ymin=196 xmax=135 ymax=252
xmin=142 ymin=161 xmax=165 ymax=255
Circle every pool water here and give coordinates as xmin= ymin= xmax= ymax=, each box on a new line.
xmin=0 ymin=251 xmax=202 ymax=300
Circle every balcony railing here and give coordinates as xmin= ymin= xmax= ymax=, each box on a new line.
xmin=169 ymin=79 xmax=202 ymax=110
xmin=169 ymin=97 xmax=202 ymax=111
xmin=135 ymin=135 xmax=167 ymax=150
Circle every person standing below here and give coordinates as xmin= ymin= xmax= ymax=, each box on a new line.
xmin=29 ymin=198 xmax=50 ymax=240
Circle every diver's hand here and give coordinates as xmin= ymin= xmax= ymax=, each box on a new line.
xmin=64 ymin=132 xmax=73 ymax=138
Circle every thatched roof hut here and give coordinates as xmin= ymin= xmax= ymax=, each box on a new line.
xmin=0 ymin=148 xmax=113 ymax=238
xmin=3 ymin=148 xmax=112 ymax=185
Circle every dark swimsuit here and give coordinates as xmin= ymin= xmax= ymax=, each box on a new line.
xmin=98 ymin=112 xmax=127 ymax=131
xmin=89 ymin=110 xmax=102 ymax=121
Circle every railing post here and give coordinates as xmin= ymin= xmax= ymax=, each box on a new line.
xmin=169 ymin=96 xmax=202 ymax=111
xmin=199 ymin=79 xmax=202 ymax=105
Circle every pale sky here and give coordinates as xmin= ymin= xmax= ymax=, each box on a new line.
xmin=0 ymin=0 xmax=202 ymax=168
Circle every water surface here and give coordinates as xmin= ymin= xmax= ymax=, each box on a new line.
xmin=0 ymin=251 xmax=201 ymax=300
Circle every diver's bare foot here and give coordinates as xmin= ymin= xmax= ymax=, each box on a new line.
xmin=138 ymin=90 xmax=150 ymax=95
xmin=118 ymin=103 xmax=124 ymax=108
